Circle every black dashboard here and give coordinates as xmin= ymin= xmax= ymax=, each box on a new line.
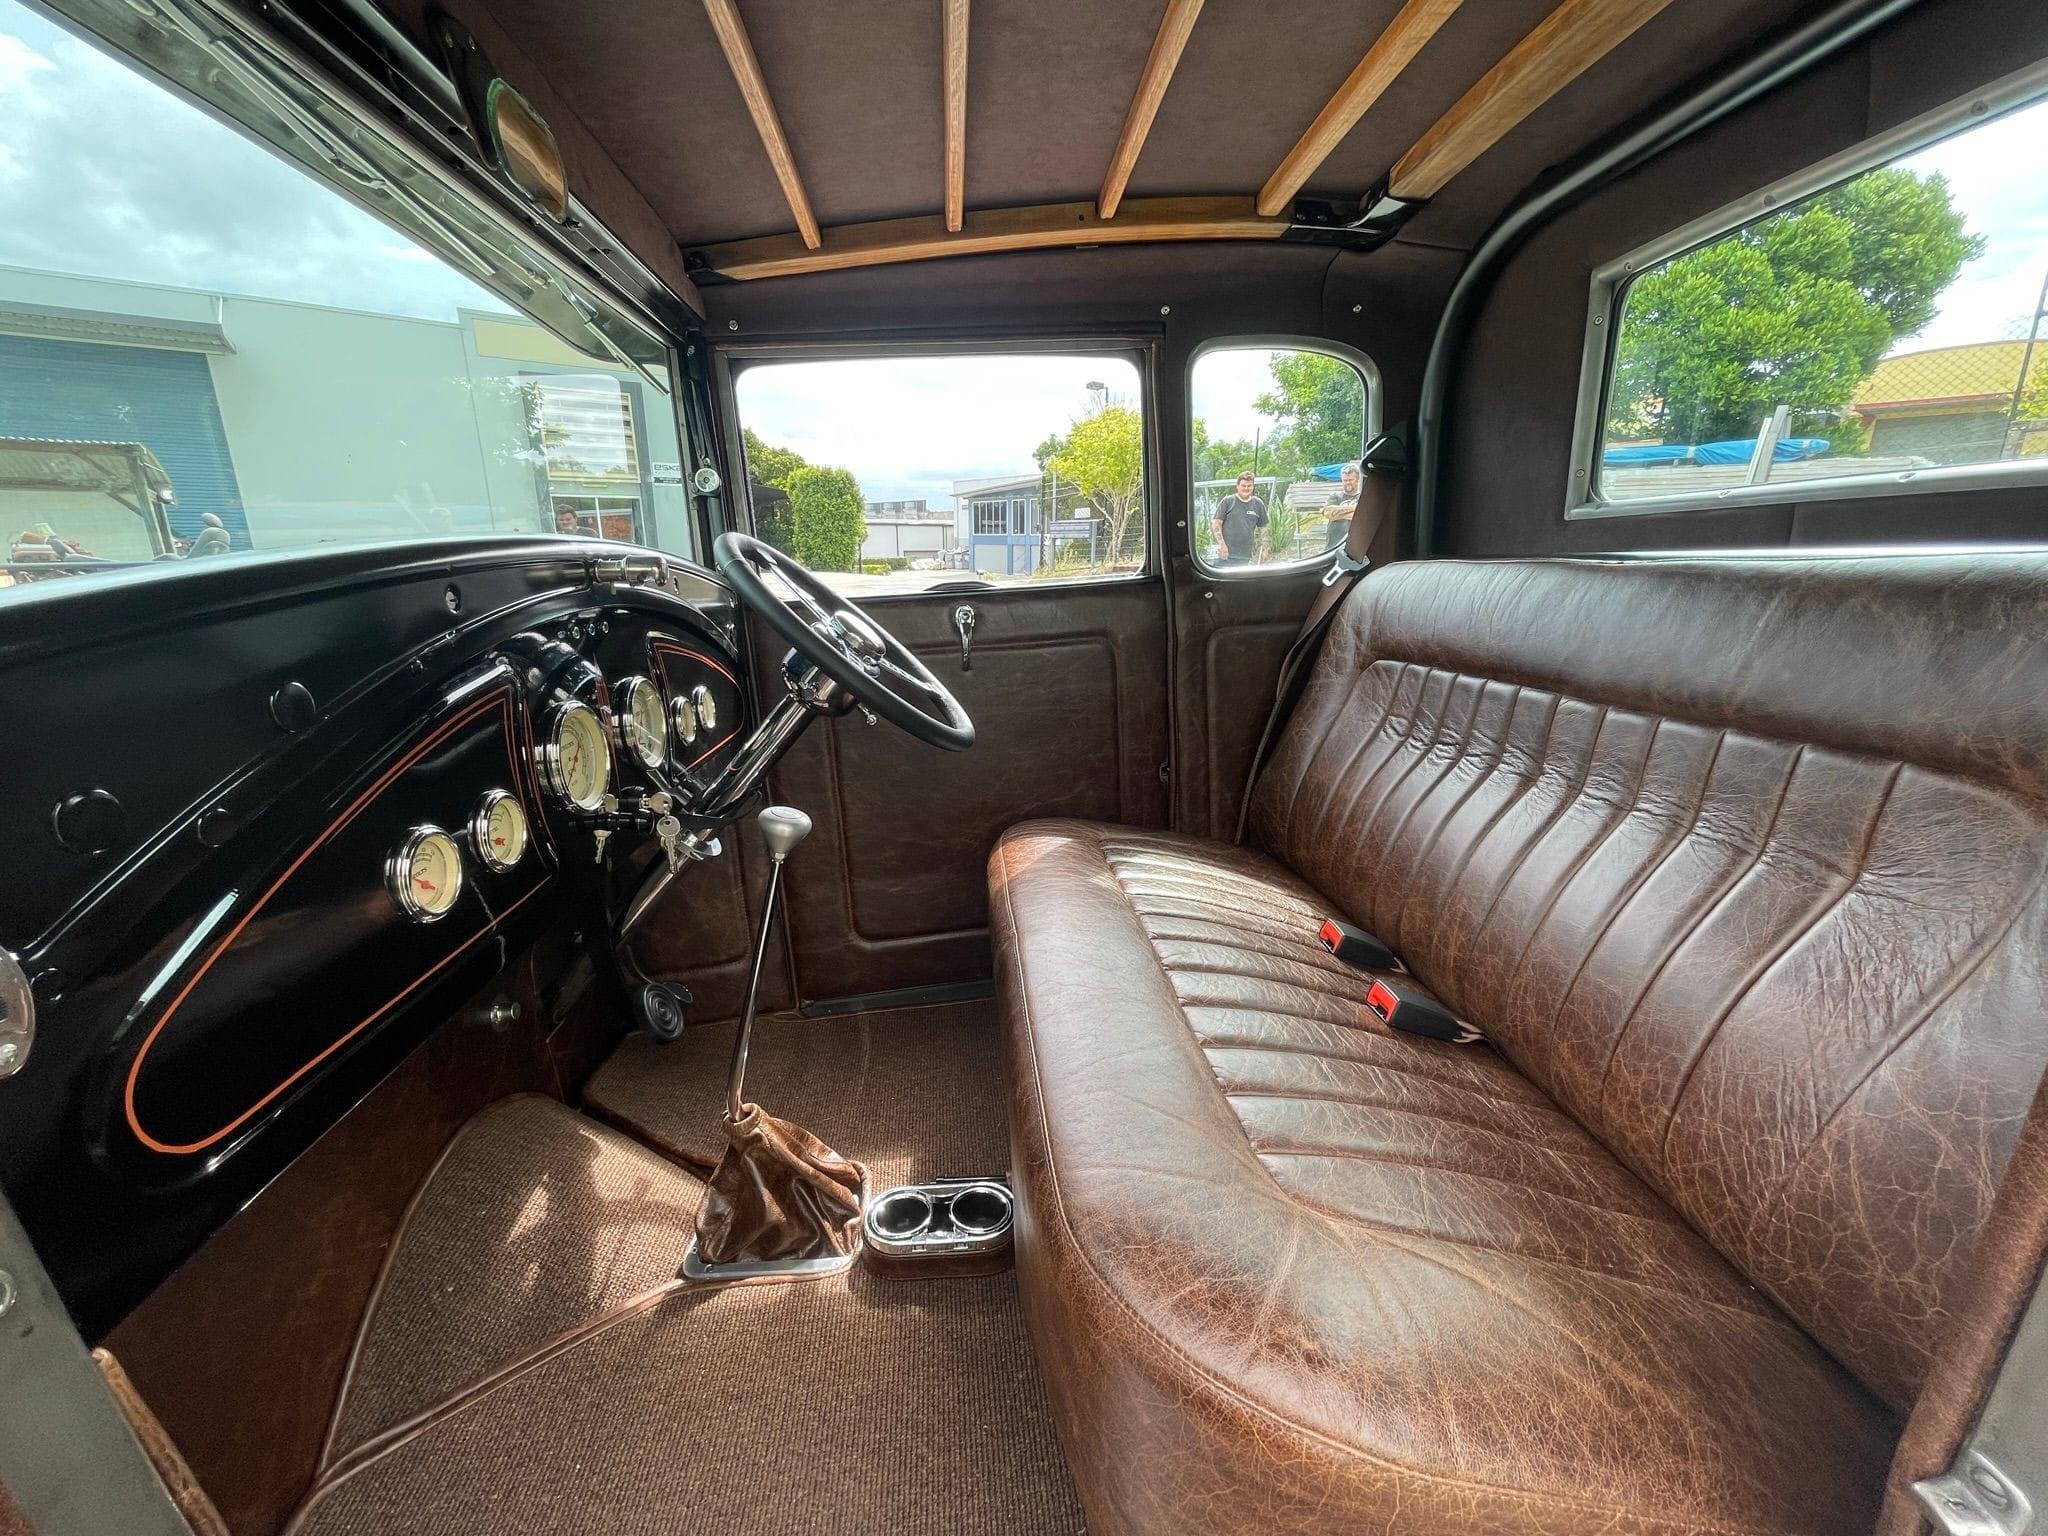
xmin=0 ymin=538 xmax=747 ymax=1331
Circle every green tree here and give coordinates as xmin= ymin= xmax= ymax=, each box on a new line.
xmin=2020 ymin=352 xmax=2048 ymax=426
xmin=742 ymin=427 xmax=809 ymax=487
xmin=782 ymin=464 xmax=866 ymax=572
xmin=1044 ymin=407 xmax=1145 ymax=561
xmin=1608 ymin=167 xmax=1981 ymax=445
xmin=1254 ymin=352 xmax=1366 ymax=472
xmin=1190 ymin=417 xmax=1255 ymax=484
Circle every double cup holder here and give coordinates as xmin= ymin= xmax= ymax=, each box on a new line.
xmin=862 ymin=1176 xmax=1014 ymax=1279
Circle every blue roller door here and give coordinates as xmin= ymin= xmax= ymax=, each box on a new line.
xmin=0 ymin=334 xmax=247 ymax=547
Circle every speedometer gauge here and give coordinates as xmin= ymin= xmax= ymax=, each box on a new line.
xmin=615 ymin=676 xmax=668 ymax=769
xmin=470 ymin=790 xmax=528 ymax=873
xmin=540 ymin=701 xmax=611 ymax=811
xmin=387 ymin=826 xmax=463 ymax=923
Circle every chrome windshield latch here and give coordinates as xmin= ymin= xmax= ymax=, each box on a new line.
xmin=1916 ymin=1450 xmax=2034 ymax=1535
xmin=952 ymin=604 xmax=977 ymax=672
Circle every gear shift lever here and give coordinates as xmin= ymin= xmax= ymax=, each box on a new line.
xmin=685 ymin=804 xmax=865 ymax=1275
xmin=725 ymin=805 xmax=810 ymax=1119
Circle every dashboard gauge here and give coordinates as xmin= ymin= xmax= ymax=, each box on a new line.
xmin=690 ymin=683 xmax=718 ymax=734
xmin=671 ymin=691 xmax=699 ymax=748
xmin=469 ymin=790 xmax=528 ymax=873
xmin=615 ymin=676 xmax=668 ymax=769
xmin=541 ymin=701 xmax=611 ymax=811
xmin=387 ymin=826 xmax=463 ymax=923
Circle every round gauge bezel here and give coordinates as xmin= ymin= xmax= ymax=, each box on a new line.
xmin=614 ymin=675 xmax=668 ymax=770
xmin=540 ymin=700 xmax=612 ymax=812
xmin=469 ymin=789 xmax=529 ymax=874
xmin=671 ymin=691 xmax=699 ymax=748
xmin=690 ymin=683 xmax=718 ymax=734
xmin=386 ymin=825 xmax=464 ymax=924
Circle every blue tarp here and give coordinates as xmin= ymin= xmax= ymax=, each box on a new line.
xmin=1602 ymin=437 xmax=1830 ymax=468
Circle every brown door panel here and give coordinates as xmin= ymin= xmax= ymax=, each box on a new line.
xmin=755 ymin=580 xmax=1170 ymax=1001
xmin=1169 ymin=560 xmax=1322 ymax=842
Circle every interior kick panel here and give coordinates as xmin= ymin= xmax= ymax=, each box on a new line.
xmin=0 ymin=540 xmax=743 ymax=1333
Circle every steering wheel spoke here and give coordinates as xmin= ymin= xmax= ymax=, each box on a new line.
xmin=712 ymin=532 xmax=975 ymax=752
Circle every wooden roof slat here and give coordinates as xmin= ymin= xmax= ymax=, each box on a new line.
xmin=1388 ymin=0 xmax=1677 ymax=201
xmin=943 ymin=0 xmax=970 ymax=232
xmin=1255 ymin=0 xmax=1465 ymax=218
xmin=690 ymin=197 xmax=1284 ymax=282
xmin=699 ymin=0 xmax=821 ymax=249
xmin=1099 ymin=0 xmax=1207 ymax=221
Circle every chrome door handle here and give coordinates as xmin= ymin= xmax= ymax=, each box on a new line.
xmin=951 ymin=604 xmax=977 ymax=672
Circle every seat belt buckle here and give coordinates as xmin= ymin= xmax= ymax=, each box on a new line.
xmin=1364 ymin=978 xmax=1481 ymax=1045
xmin=1316 ymin=917 xmax=1401 ymax=972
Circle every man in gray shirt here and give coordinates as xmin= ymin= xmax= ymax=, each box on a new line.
xmin=1211 ymin=472 xmax=1267 ymax=565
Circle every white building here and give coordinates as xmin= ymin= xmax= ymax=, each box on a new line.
xmin=0 ymin=265 xmax=690 ymax=558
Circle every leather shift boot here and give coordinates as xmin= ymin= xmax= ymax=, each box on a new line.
xmin=693 ymin=1102 xmax=866 ymax=1266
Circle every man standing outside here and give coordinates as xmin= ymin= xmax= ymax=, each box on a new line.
xmin=1210 ymin=472 xmax=1267 ymax=566
xmin=1321 ymin=461 xmax=1362 ymax=550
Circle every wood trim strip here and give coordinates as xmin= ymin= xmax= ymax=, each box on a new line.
xmin=1387 ymin=0 xmax=1677 ymax=200
xmin=1098 ymin=0 xmax=1206 ymax=220
xmin=942 ymin=0 xmax=970 ymax=232
xmin=688 ymin=195 xmax=1284 ymax=282
xmin=699 ymin=0 xmax=821 ymax=249
xmin=1255 ymin=0 xmax=1465 ymax=217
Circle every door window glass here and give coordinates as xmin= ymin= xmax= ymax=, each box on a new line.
xmin=732 ymin=353 xmax=1147 ymax=596
xmin=1189 ymin=346 xmax=1371 ymax=571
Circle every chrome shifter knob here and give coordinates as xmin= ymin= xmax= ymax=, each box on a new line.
xmin=757 ymin=805 xmax=812 ymax=864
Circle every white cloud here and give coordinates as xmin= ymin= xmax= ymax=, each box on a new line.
xmin=0 ymin=1 xmax=511 ymax=323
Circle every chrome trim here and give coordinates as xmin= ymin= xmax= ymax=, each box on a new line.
xmin=0 ymin=951 xmax=33 ymax=1080
xmin=678 ymin=1240 xmax=860 ymax=1283
xmin=868 ymin=1189 xmax=935 ymax=1241
xmin=1563 ymin=59 xmax=2048 ymax=523
xmin=671 ymin=691 xmax=699 ymax=746
xmin=945 ymin=1183 xmax=1013 ymax=1238
xmin=537 ymin=701 xmax=611 ymax=811
xmin=467 ymin=789 xmax=527 ymax=874
xmin=613 ymin=675 xmax=669 ymax=770
xmin=385 ymin=825 xmax=464 ymax=923
xmin=690 ymin=683 xmax=718 ymax=733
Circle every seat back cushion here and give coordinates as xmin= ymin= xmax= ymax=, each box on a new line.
xmin=1250 ymin=554 xmax=2048 ymax=1411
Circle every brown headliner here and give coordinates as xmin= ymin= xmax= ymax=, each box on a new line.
xmin=378 ymin=0 xmax=1823 ymax=272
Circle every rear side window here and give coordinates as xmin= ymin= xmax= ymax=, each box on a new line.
xmin=730 ymin=352 xmax=1147 ymax=597
xmin=1189 ymin=344 xmax=1374 ymax=573
xmin=1576 ymin=85 xmax=2048 ymax=515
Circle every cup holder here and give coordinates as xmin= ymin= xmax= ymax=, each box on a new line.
xmin=870 ymin=1189 xmax=935 ymax=1240
xmin=863 ymin=1177 xmax=1014 ymax=1273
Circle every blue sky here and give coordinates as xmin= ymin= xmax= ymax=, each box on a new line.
xmin=1891 ymin=94 xmax=2048 ymax=351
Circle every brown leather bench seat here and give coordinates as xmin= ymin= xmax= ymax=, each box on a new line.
xmin=990 ymin=555 xmax=2048 ymax=1536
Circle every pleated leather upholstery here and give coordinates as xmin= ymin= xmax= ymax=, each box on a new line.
xmin=1251 ymin=555 xmax=2048 ymax=1411
xmin=994 ymin=552 xmax=2048 ymax=1536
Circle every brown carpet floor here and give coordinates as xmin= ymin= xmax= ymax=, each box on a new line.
xmin=324 ymin=1096 xmax=704 ymax=1464
xmin=293 ymin=1002 xmax=1083 ymax=1535
xmin=291 ymin=1267 xmax=1082 ymax=1536
xmin=584 ymin=999 xmax=1012 ymax=1191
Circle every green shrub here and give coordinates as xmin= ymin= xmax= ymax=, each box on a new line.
xmin=782 ymin=466 xmax=866 ymax=573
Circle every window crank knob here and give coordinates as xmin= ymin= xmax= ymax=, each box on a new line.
xmin=758 ymin=805 xmax=813 ymax=863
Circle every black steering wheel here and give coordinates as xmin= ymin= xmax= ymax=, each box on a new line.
xmin=713 ymin=532 xmax=975 ymax=752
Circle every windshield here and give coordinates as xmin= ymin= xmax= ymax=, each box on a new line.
xmin=0 ymin=0 xmax=689 ymax=594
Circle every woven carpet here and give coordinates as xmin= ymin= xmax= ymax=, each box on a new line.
xmin=322 ymin=1096 xmax=705 ymax=1465
xmin=293 ymin=1006 xmax=1083 ymax=1534
xmin=584 ymin=999 xmax=1012 ymax=1191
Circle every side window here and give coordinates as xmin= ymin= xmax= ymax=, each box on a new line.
xmin=1189 ymin=346 xmax=1371 ymax=572
xmin=1586 ymin=89 xmax=2048 ymax=512
xmin=731 ymin=353 xmax=1147 ymax=596
xmin=0 ymin=0 xmax=690 ymax=586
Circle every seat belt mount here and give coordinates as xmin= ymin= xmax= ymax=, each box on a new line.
xmin=1364 ymin=977 xmax=1481 ymax=1045
xmin=1316 ymin=917 xmax=1401 ymax=972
